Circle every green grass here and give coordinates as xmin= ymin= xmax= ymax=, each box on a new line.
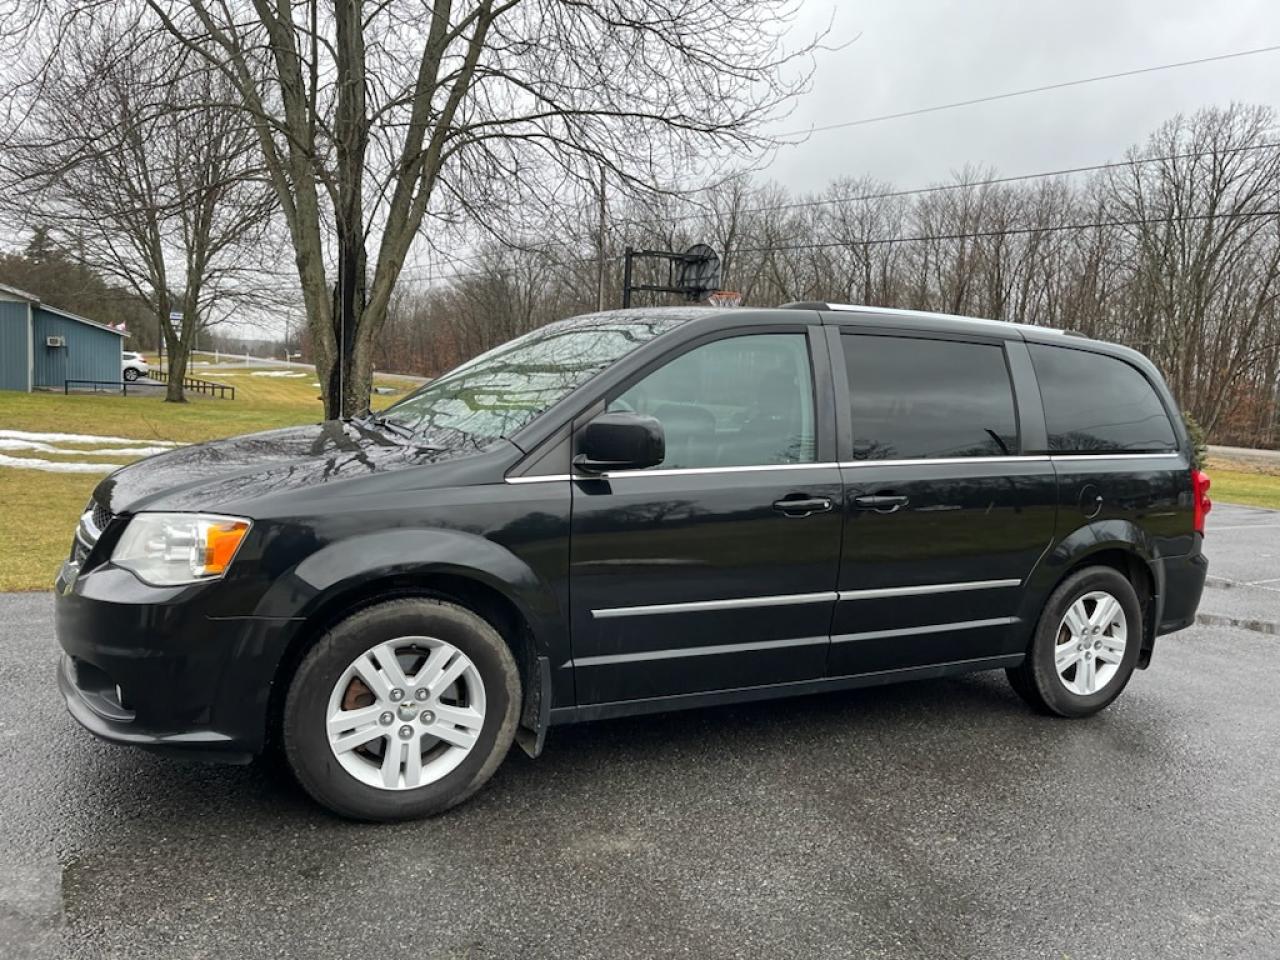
xmin=0 ymin=469 xmax=98 ymax=591
xmin=0 ymin=365 xmax=418 ymax=591
xmin=1205 ymin=460 xmax=1280 ymax=510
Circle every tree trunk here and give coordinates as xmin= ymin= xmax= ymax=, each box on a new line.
xmin=155 ymin=305 xmax=189 ymax=404
xmin=320 ymin=226 xmax=371 ymax=419
xmin=165 ymin=344 xmax=190 ymax=403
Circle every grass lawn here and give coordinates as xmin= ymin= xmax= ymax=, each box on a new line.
xmin=0 ymin=366 xmax=419 ymax=591
xmin=1205 ymin=457 xmax=1280 ymax=510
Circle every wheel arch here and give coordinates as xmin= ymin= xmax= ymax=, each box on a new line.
xmin=258 ymin=528 xmax=564 ymax=753
xmin=1020 ymin=520 xmax=1164 ymax=667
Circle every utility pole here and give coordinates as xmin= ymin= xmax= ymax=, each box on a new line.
xmin=595 ymin=165 xmax=608 ymax=312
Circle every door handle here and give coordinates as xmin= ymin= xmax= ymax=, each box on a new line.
xmin=773 ymin=496 xmax=833 ymax=518
xmin=852 ymin=494 xmax=910 ymax=513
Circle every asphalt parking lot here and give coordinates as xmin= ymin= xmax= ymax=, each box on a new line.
xmin=2 ymin=506 xmax=1277 ymax=960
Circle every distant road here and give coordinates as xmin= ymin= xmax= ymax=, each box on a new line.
xmin=183 ymin=350 xmax=429 ymax=383
xmin=1209 ymin=444 xmax=1280 ymax=465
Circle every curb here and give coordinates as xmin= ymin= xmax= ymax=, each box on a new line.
xmin=1195 ymin=612 xmax=1279 ymax=636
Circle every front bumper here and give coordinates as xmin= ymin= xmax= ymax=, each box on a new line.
xmin=54 ymin=560 xmax=296 ymax=762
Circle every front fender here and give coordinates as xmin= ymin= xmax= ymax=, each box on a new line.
xmin=253 ymin=527 xmax=564 ymax=660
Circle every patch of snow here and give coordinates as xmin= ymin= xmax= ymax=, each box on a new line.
xmin=0 ymin=429 xmax=181 ymax=447
xmin=0 ymin=439 xmax=173 ymax=457
xmin=250 ymin=370 xmax=306 ymax=378
xmin=0 ymin=453 xmax=120 ymax=474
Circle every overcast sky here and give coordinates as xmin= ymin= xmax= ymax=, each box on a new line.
xmin=764 ymin=0 xmax=1280 ymax=192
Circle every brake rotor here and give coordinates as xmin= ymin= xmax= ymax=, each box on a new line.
xmin=341 ymin=677 xmax=374 ymax=711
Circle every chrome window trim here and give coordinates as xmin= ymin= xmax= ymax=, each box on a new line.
xmin=832 ymin=617 xmax=1019 ymax=644
xmin=1048 ymin=452 xmax=1181 ymax=461
xmin=595 ymin=462 xmax=834 ymax=480
xmin=839 ymin=455 xmax=1049 ymax=468
xmin=570 ymin=634 xmax=828 ymax=668
xmin=838 ymin=579 xmax=1020 ymax=601
xmin=591 ymin=590 xmax=838 ymax=619
xmin=505 ymin=463 xmax=836 ymax=483
xmin=504 ymin=451 xmax=1181 ymax=483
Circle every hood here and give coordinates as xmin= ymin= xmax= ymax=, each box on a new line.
xmin=93 ymin=420 xmax=497 ymax=515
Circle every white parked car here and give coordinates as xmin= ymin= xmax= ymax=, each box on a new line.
xmin=122 ymin=352 xmax=149 ymax=382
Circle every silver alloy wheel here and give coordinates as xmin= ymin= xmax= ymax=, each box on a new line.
xmin=325 ymin=636 xmax=486 ymax=790
xmin=1053 ymin=590 xmax=1127 ymax=696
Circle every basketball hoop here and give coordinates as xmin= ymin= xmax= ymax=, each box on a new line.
xmin=704 ymin=290 xmax=743 ymax=308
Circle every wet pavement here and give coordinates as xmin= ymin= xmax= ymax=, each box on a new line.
xmin=2 ymin=507 xmax=1277 ymax=959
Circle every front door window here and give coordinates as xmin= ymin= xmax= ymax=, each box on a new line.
xmin=609 ymin=333 xmax=816 ymax=469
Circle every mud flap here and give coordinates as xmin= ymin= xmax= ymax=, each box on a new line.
xmin=514 ymin=655 xmax=551 ymax=759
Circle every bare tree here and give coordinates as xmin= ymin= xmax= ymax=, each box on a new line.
xmin=1 ymin=14 xmax=276 ymax=401
xmin=120 ymin=0 xmax=823 ymax=418
xmin=1106 ymin=105 xmax=1280 ymax=433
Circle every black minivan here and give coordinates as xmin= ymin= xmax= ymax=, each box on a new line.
xmin=55 ymin=303 xmax=1211 ymax=820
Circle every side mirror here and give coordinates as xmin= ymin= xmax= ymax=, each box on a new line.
xmin=573 ymin=411 xmax=665 ymax=473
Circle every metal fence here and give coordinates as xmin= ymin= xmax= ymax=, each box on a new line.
xmin=148 ymin=370 xmax=236 ymax=399
xmin=65 ymin=374 xmax=235 ymax=399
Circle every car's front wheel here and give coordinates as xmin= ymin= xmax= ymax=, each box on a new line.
xmin=123 ymin=367 xmax=140 ymax=382
xmin=283 ymin=598 xmax=521 ymax=820
xmin=1006 ymin=565 xmax=1142 ymax=717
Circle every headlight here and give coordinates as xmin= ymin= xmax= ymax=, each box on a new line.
xmin=112 ymin=513 xmax=252 ymax=586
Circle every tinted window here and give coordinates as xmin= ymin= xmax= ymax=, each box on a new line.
xmin=842 ymin=334 xmax=1018 ymax=460
xmin=609 ymin=334 xmax=815 ymax=469
xmin=383 ymin=314 xmax=686 ymax=441
xmin=1029 ymin=344 xmax=1176 ymax=453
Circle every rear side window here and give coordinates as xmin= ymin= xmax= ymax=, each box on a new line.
xmin=1029 ymin=344 xmax=1176 ymax=454
xmin=841 ymin=334 xmax=1018 ymax=460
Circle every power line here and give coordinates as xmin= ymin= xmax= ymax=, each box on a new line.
xmin=310 ymin=41 xmax=1280 ymax=289
xmin=612 ymin=140 xmax=1280 ymax=228
xmin=389 ymin=141 xmax=1280 ymax=284
xmin=728 ymin=208 xmax=1280 ymax=256
xmin=777 ymin=44 xmax=1280 ymax=138
xmin=255 ymin=203 xmax=1280 ymax=297
xmin=319 ymin=207 xmax=1278 ymax=293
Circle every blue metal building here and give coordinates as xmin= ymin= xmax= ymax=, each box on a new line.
xmin=0 ymin=283 xmax=126 ymax=392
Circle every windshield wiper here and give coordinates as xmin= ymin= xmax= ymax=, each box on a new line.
xmin=351 ymin=412 xmax=413 ymax=439
xmin=371 ymin=414 xmax=416 ymax=440
xmin=354 ymin=413 xmax=450 ymax=451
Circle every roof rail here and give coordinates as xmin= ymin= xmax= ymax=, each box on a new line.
xmin=777 ymin=301 xmax=831 ymax=310
xmin=776 ymin=300 xmax=1079 ymax=338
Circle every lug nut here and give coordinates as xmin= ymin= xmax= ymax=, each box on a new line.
xmin=420 ymin=710 xmax=435 ymax=725
xmin=415 ymin=688 xmax=429 ymax=702
xmin=379 ymin=711 xmax=394 ymax=726
xmin=398 ymin=725 xmax=414 ymax=739
xmin=389 ymin=689 xmax=405 ymax=702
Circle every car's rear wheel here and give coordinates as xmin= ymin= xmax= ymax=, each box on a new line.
xmin=123 ymin=368 xmax=140 ymax=382
xmin=1006 ymin=566 xmax=1142 ymax=717
xmin=283 ymin=598 xmax=520 ymax=820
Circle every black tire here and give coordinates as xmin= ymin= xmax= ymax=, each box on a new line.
xmin=1006 ymin=566 xmax=1143 ymax=718
xmin=283 ymin=597 xmax=521 ymax=820
xmin=123 ymin=368 xmax=140 ymax=382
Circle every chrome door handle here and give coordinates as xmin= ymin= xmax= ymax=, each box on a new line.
xmin=773 ymin=496 xmax=833 ymax=517
xmin=852 ymin=494 xmax=910 ymax=513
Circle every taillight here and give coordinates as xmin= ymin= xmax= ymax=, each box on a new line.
xmin=1192 ymin=469 xmax=1212 ymax=535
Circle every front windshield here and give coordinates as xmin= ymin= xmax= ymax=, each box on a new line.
xmin=380 ymin=313 xmax=687 ymax=441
